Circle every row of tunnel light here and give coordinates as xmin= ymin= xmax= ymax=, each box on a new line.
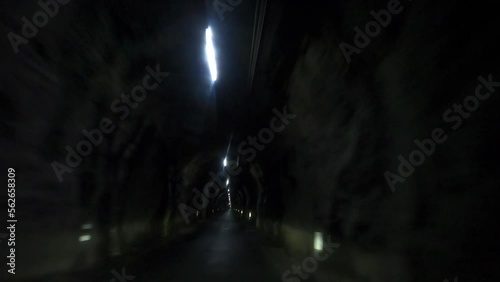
xmin=78 ymin=1 xmax=427 ymax=257
xmin=77 ymin=28 xmax=331 ymax=252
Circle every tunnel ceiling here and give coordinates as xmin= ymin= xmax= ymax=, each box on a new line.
xmin=0 ymin=0 xmax=278 ymax=202
xmin=0 ymin=0 xmax=248 ymax=168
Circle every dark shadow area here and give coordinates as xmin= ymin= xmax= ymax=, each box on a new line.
xmin=1 ymin=0 xmax=500 ymax=281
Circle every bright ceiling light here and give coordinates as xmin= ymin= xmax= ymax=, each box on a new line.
xmin=205 ymin=27 xmax=218 ymax=82
xmin=223 ymin=157 xmax=227 ymax=167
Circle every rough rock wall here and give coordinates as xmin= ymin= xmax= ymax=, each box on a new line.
xmin=251 ymin=1 xmax=500 ymax=281
xmin=0 ymin=1 xmax=212 ymax=279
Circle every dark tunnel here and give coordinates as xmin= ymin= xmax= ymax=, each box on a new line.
xmin=1 ymin=0 xmax=500 ymax=281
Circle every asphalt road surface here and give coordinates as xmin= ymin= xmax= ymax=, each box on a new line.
xmin=133 ymin=210 xmax=280 ymax=282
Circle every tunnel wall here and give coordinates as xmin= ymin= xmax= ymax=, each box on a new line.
xmin=246 ymin=1 xmax=500 ymax=281
xmin=0 ymin=1 xmax=214 ymax=279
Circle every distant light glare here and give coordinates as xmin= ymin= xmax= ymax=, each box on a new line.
xmin=205 ymin=27 xmax=218 ymax=82
xmin=79 ymin=235 xmax=91 ymax=242
xmin=314 ymin=232 xmax=324 ymax=251
xmin=223 ymin=157 xmax=227 ymax=167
